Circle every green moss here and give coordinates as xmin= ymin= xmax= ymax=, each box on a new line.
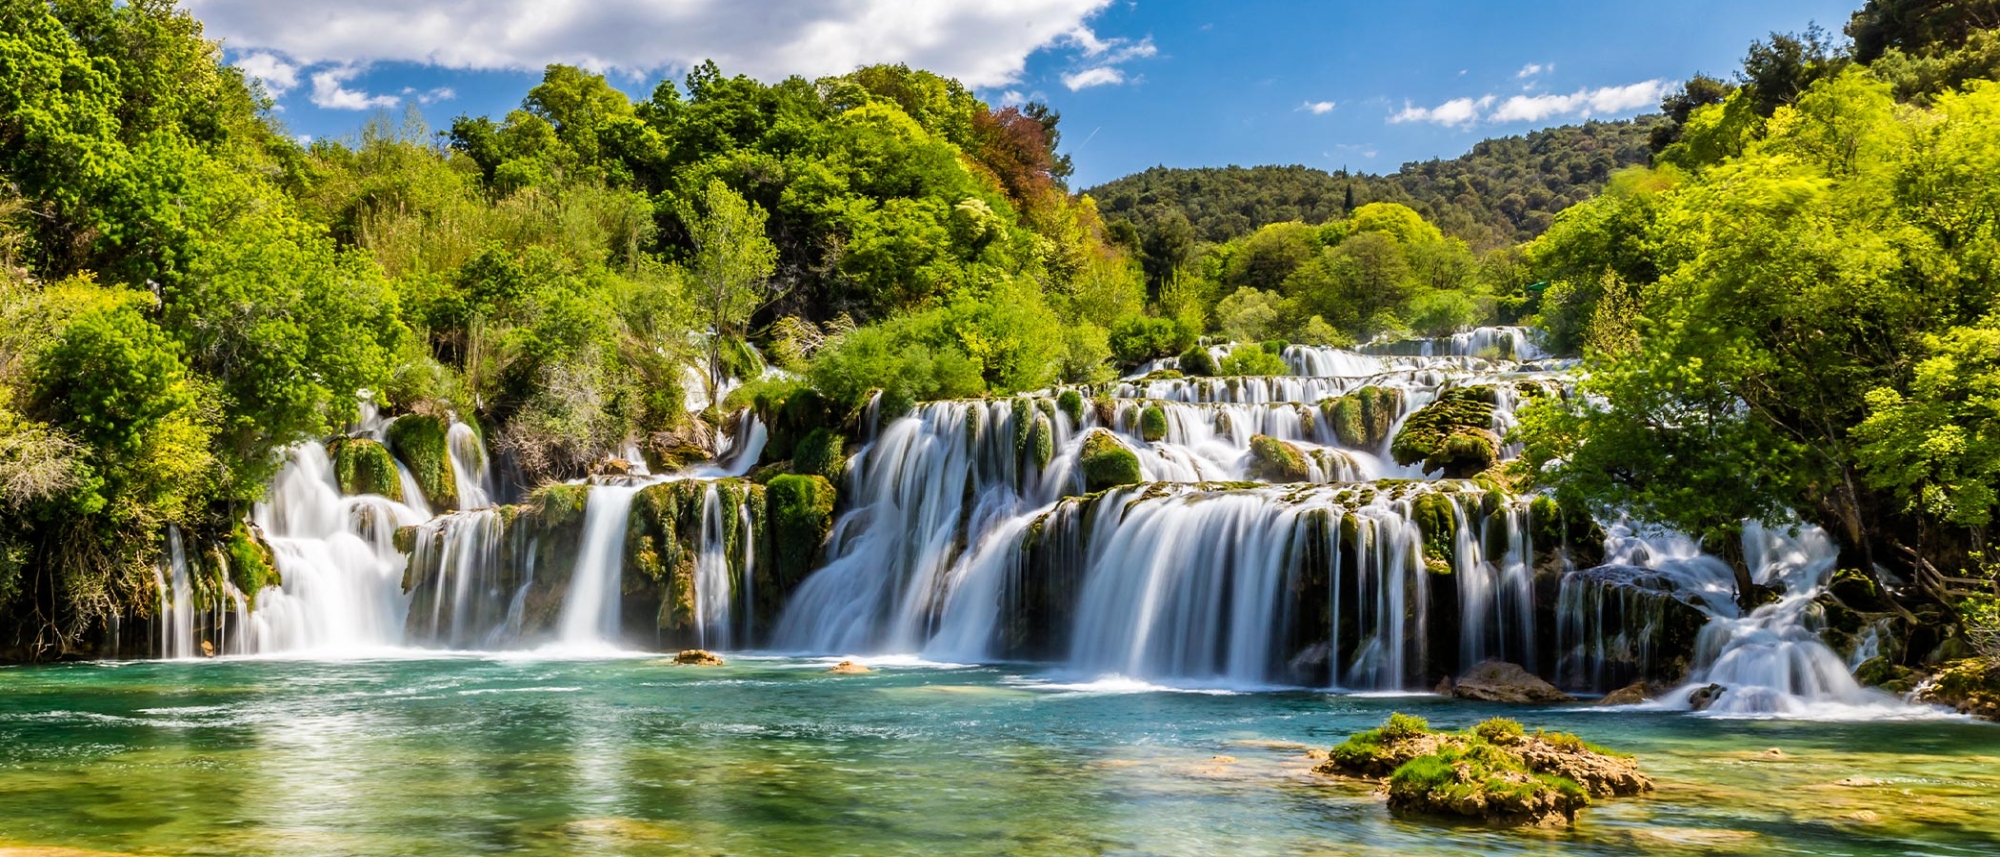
xmin=226 ymin=523 xmax=280 ymax=608
xmin=1260 ymin=339 xmax=1290 ymax=355
xmin=792 ymin=427 xmax=846 ymax=482
xmin=1390 ymin=386 xmax=1499 ymax=478
xmin=328 ymin=437 xmax=403 ymax=501
xmin=1027 ymin=414 xmax=1055 ymax=469
xmin=529 ymin=483 xmax=592 ymax=529
xmin=387 ymin=414 xmax=458 ymax=511
xmin=768 ymin=474 xmax=837 ymax=591
xmin=1246 ymin=434 xmax=1310 ymax=483
xmin=1323 ymin=386 xmax=1404 ymax=448
xmin=1474 ymin=717 xmax=1525 ymax=744
xmin=1056 ymin=389 xmax=1084 ymax=425
xmin=1177 ymin=345 xmax=1217 ymax=377
xmin=1079 ymin=430 xmax=1143 ymax=494
xmin=1411 ymin=492 xmax=1459 ymax=574
xmin=1139 ymin=405 xmax=1168 ymax=443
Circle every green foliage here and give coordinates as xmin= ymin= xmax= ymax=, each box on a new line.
xmin=1056 ymin=389 xmax=1084 ymax=425
xmin=806 ymin=281 xmax=1062 ymax=410
xmin=1108 ymin=315 xmax=1192 ymax=365
xmin=1176 ymin=345 xmax=1218 ymax=377
xmin=1218 ymin=345 xmax=1288 ymax=377
xmin=790 ymin=427 xmax=846 ymax=483
xmin=1079 ymin=430 xmax=1142 ymax=493
xmin=225 ymin=522 xmax=278 ymax=608
xmin=1474 ymin=717 xmax=1525 ymax=744
xmin=1090 ymin=119 xmax=1662 ymax=250
xmin=1215 ymin=286 xmax=1284 ymax=342
xmin=1855 ymin=316 xmax=2000 ymax=527
xmin=1324 ymin=386 xmax=1403 ymax=448
xmin=1411 ymin=492 xmax=1460 ymax=574
xmin=766 ymin=474 xmax=836 ymax=589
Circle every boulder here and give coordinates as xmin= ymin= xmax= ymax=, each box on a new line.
xmin=827 ymin=660 xmax=872 ymax=675
xmin=1390 ymin=386 xmax=1500 ymax=478
xmin=1444 ymin=660 xmax=1575 ymax=704
xmin=1321 ymin=714 xmax=1649 ymax=829
xmin=1915 ymin=659 xmax=2000 ymax=720
xmin=1595 ymin=681 xmax=1653 ymax=706
xmin=673 ymin=649 xmax=725 ymax=666
xmin=1246 ymin=435 xmax=1311 ymax=483
xmin=1687 ymin=683 xmax=1726 ymax=711
xmin=1079 ymin=430 xmax=1143 ymax=493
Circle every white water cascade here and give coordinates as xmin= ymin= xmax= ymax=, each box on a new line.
xmin=555 ymin=483 xmax=644 ymax=649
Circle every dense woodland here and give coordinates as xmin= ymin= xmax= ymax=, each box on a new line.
xmin=0 ymin=0 xmax=1995 ymax=669
xmin=1088 ymin=118 xmax=1660 ymax=251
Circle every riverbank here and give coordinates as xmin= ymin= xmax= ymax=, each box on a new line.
xmin=0 ymin=655 xmax=1993 ymax=857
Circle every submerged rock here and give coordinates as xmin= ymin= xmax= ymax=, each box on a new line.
xmin=827 ymin=660 xmax=871 ymax=674
xmin=1595 ymin=681 xmax=1666 ymax=706
xmin=1317 ymin=713 xmax=1649 ymax=828
xmin=1441 ymin=660 xmax=1575 ymax=704
xmin=673 ymin=649 xmax=725 ymax=666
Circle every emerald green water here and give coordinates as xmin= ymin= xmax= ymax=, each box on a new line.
xmin=1 ymin=656 xmax=1995 ymax=856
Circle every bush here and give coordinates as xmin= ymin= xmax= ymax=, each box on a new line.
xmin=767 ymin=474 xmax=837 ymax=589
xmin=791 ymin=427 xmax=846 ymax=482
xmin=1139 ymin=405 xmax=1168 ymax=442
xmin=1177 ymin=345 xmax=1218 ymax=376
xmin=1079 ymin=430 xmax=1142 ymax=493
xmin=1109 ymin=314 xmax=1192 ymax=364
xmin=1056 ymin=389 xmax=1085 ymax=425
xmin=1219 ymin=345 xmax=1287 ymax=376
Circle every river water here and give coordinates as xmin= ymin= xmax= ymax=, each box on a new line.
xmin=1 ymin=655 xmax=1995 ymax=857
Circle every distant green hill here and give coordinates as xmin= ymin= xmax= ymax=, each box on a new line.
xmin=1086 ymin=115 xmax=1663 ymax=250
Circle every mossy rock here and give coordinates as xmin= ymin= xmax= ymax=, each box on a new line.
xmin=1079 ymin=430 xmax=1142 ymax=494
xmin=387 ymin=414 xmax=458 ymax=511
xmin=528 ymin=483 xmax=593 ymax=529
xmin=1056 ymin=389 xmax=1085 ymax=425
xmin=1177 ymin=345 xmax=1217 ymax=377
xmin=792 ymin=427 xmax=847 ymax=482
xmin=1915 ymin=658 xmax=2000 ymax=720
xmin=328 ymin=437 xmax=403 ymax=501
xmin=226 ymin=523 xmax=280 ymax=609
xmin=1138 ymin=405 xmax=1168 ymax=443
xmin=1260 ymin=339 xmax=1290 ymax=355
xmin=768 ymin=474 xmax=837 ymax=592
xmin=1410 ymin=492 xmax=1459 ymax=575
xmin=1322 ymin=387 xmax=1403 ymax=449
xmin=1321 ymin=714 xmax=1648 ymax=829
xmin=1390 ymin=386 xmax=1500 ymax=478
xmin=878 ymin=388 xmax=917 ymax=424
xmin=1246 ymin=435 xmax=1310 ymax=483
xmin=1026 ymin=414 xmax=1055 ymax=469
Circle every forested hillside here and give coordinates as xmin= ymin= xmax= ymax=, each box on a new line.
xmin=1087 ymin=118 xmax=1661 ymax=251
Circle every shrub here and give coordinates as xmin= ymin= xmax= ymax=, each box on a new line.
xmin=1177 ymin=345 xmax=1218 ymax=377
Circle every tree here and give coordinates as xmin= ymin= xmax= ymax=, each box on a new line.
xmin=686 ymin=178 xmax=779 ymax=398
xmin=1850 ymin=0 xmax=2000 ymax=62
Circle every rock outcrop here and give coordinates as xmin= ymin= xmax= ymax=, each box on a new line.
xmin=1439 ymin=660 xmax=1576 ymax=704
xmin=1390 ymin=386 xmax=1500 ymax=478
xmin=1915 ymin=659 xmax=2000 ymax=720
xmin=1316 ymin=713 xmax=1650 ymax=828
xmin=673 ymin=649 xmax=725 ymax=666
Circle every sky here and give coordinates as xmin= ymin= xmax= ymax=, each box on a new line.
xmin=191 ymin=0 xmax=1863 ymax=188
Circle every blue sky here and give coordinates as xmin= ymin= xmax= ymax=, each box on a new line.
xmin=193 ymin=0 xmax=1860 ymax=188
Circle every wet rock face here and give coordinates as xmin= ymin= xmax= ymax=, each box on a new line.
xmin=1441 ymin=660 xmax=1576 ymax=704
xmin=1688 ymin=683 xmax=1727 ymax=711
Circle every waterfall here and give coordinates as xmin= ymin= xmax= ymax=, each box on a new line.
xmin=447 ymin=419 xmax=494 ymax=509
xmin=244 ymin=443 xmax=429 ymax=653
xmin=154 ymin=527 xmax=196 ymax=659
xmin=555 ymin=483 xmax=644 ymax=649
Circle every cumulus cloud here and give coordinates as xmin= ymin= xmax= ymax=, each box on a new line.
xmin=1488 ymin=80 xmax=1672 ymax=123
xmin=1389 ymin=80 xmax=1669 ymax=126
xmin=189 ymin=0 xmax=1120 ymax=90
xmin=1516 ymin=62 xmax=1549 ymax=79
xmin=1299 ymin=100 xmax=1336 ymax=115
xmin=1390 ymin=96 xmax=1492 ymax=128
xmin=236 ymin=51 xmax=299 ymax=97
xmin=1063 ymin=66 xmax=1125 ymax=90
xmin=310 ymin=66 xmax=400 ymax=110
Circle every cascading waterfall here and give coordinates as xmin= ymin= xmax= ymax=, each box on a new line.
xmin=447 ymin=419 xmax=494 ymax=509
xmin=153 ymin=527 xmax=197 ymax=659
xmin=555 ymin=483 xmax=645 ymax=649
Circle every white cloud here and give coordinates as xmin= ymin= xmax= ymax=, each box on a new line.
xmin=1516 ymin=62 xmax=1549 ymax=79
xmin=236 ymin=50 xmax=299 ymax=97
xmin=187 ymin=0 xmax=1119 ymax=90
xmin=1389 ymin=80 xmax=1669 ymax=126
xmin=310 ymin=66 xmax=401 ymax=110
xmin=1063 ymin=66 xmax=1124 ymax=90
xmin=1489 ymin=80 xmax=1671 ymax=123
xmin=1299 ymin=100 xmax=1336 ymax=115
xmin=1390 ymin=96 xmax=1492 ymax=128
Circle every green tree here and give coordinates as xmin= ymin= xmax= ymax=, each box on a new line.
xmin=686 ymin=179 xmax=780 ymax=398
